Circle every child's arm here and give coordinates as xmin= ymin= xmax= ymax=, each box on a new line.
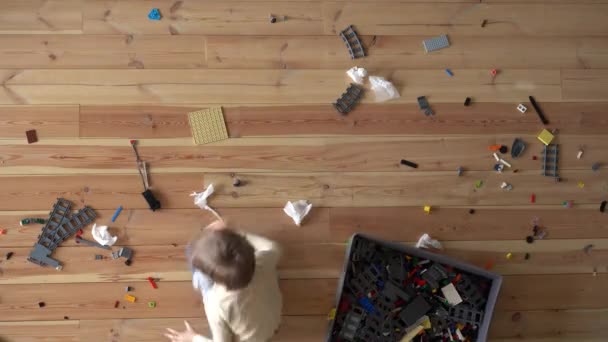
xmin=242 ymin=232 xmax=282 ymax=267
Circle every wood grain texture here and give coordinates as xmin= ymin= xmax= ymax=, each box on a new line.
xmin=0 ymin=105 xmax=79 ymax=138
xmin=562 ymin=69 xmax=608 ymax=101
xmin=0 ymin=275 xmax=606 ymax=321
xmin=83 ymin=0 xmax=324 ymax=35
xmin=0 ymin=0 xmax=82 ymax=34
xmin=80 ymin=103 xmax=608 ymax=138
xmin=0 ymin=170 xmax=606 ymax=210
xmin=207 ymin=35 xmax=608 ymax=70
xmin=0 ymin=35 xmax=205 ymax=69
xmin=322 ymin=3 xmax=608 ymax=36
xmin=0 ymin=69 xmax=561 ymax=105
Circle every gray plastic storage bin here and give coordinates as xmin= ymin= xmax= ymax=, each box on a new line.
xmin=326 ymin=233 xmax=502 ymax=342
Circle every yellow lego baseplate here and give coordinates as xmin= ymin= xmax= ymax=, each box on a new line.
xmin=188 ymin=107 xmax=229 ymax=145
xmin=537 ymin=129 xmax=554 ymax=146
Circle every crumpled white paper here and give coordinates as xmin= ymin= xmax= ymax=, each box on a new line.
xmin=283 ymin=200 xmax=312 ymax=226
xmin=415 ymin=233 xmax=443 ymax=250
xmin=91 ymin=224 xmax=117 ymax=246
xmin=191 ymin=183 xmax=222 ymax=220
xmin=346 ymin=67 xmax=368 ymax=84
xmin=369 ymin=76 xmax=400 ymax=102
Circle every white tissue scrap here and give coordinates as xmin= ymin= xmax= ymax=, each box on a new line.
xmin=283 ymin=200 xmax=312 ymax=226
xmin=346 ymin=67 xmax=368 ymax=84
xmin=369 ymin=76 xmax=400 ymax=102
xmin=415 ymin=233 xmax=443 ymax=250
xmin=91 ymin=224 xmax=117 ymax=246
xmin=191 ymin=183 xmax=221 ymax=220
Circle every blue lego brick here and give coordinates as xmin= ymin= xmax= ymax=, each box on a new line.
xmin=148 ymin=8 xmax=161 ymax=20
xmin=357 ymin=297 xmax=375 ymax=314
xmin=423 ymin=34 xmax=450 ymax=53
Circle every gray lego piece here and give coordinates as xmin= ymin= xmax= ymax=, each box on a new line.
xmin=75 ymin=236 xmax=112 ymax=250
xmin=333 ymin=84 xmax=363 ymax=115
xmin=339 ymin=306 xmax=365 ymax=341
xmin=456 ymin=275 xmax=486 ymax=309
xmin=387 ymin=254 xmax=405 ymax=282
xmin=383 ymin=281 xmax=415 ymax=302
xmin=339 ymin=25 xmax=365 ymax=59
xmin=421 ymin=263 xmax=448 ymax=289
xmin=397 ymin=296 xmax=432 ymax=328
xmin=119 ymin=247 xmax=133 ymax=260
xmin=542 ymin=144 xmax=559 ymax=178
xmin=348 ymin=265 xmax=381 ymax=295
xmin=449 ymin=304 xmax=484 ymax=326
xmin=27 ymin=199 xmax=97 ymax=269
xmin=417 ymin=96 xmax=434 ymax=116
xmin=423 ymin=34 xmax=450 ymax=53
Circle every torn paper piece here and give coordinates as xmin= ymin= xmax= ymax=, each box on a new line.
xmin=91 ymin=224 xmax=117 ymax=247
xmin=346 ymin=67 xmax=368 ymax=84
xmin=369 ymin=76 xmax=400 ymax=102
xmin=283 ymin=200 xmax=312 ymax=226
xmin=191 ymin=184 xmax=221 ymax=220
xmin=415 ymin=233 xmax=443 ymax=250
xmin=441 ymin=283 xmax=463 ymax=305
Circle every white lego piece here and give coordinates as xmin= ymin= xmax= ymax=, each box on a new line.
xmin=456 ymin=329 xmax=465 ymax=340
xmin=517 ymin=104 xmax=527 ymax=114
xmin=577 ymin=150 xmax=584 ymax=159
xmin=499 ymin=158 xmax=512 ymax=168
xmin=493 ymin=153 xmax=500 ymax=161
xmin=441 ymin=283 xmax=463 ymax=305
xmin=501 ymin=182 xmax=513 ymax=191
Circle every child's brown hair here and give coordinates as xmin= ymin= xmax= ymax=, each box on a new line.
xmin=189 ymin=224 xmax=256 ymax=291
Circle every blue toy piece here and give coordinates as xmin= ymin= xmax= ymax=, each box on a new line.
xmin=111 ymin=206 xmax=123 ymax=222
xmin=148 ymin=8 xmax=161 ymax=20
xmin=445 ymin=69 xmax=454 ymax=77
xmin=357 ymin=297 xmax=375 ymax=314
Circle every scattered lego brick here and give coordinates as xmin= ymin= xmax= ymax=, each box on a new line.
xmin=26 ymin=130 xmax=38 ymax=144
xmin=114 ymin=301 xmax=120 ymax=308
xmin=0 ymin=229 xmax=6 ymax=235
xmin=148 ymin=8 xmax=161 ymax=20
xmin=445 ymin=69 xmax=454 ymax=77
xmin=20 ymin=218 xmax=46 ymax=226
xmin=423 ymin=34 xmax=450 ymax=53
xmin=6 ymin=252 xmax=14 ymax=260
xmin=517 ymin=104 xmax=527 ymax=114
xmin=38 ymin=302 xmax=45 ymax=308
xmin=188 ymin=107 xmax=229 ymax=145
xmin=400 ymin=159 xmax=418 ymax=168
xmin=339 ymin=25 xmax=365 ymax=59
xmin=111 ymin=206 xmax=123 ymax=222
xmin=529 ymin=96 xmax=549 ymax=125
xmin=333 ymin=84 xmax=363 ymax=115
xmin=148 ymin=301 xmax=157 ymax=308
xmin=147 ymin=277 xmax=158 ymax=289
xmin=505 ymin=253 xmax=513 ymax=260
xmin=124 ymin=295 xmax=136 ymax=303
xmin=601 ymin=200 xmax=607 ymax=213
xmin=423 ymin=205 xmax=431 ymax=214
xmin=537 ymin=129 xmax=554 ymax=146
xmin=464 ymin=97 xmax=471 ymax=106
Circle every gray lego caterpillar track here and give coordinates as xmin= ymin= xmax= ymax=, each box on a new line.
xmin=448 ymin=304 xmax=484 ymax=326
xmin=27 ymin=198 xmax=96 ymax=270
xmin=333 ymin=84 xmax=363 ymax=115
xmin=423 ymin=34 xmax=450 ymax=53
xmin=456 ymin=275 xmax=487 ymax=309
xmin=339 ymin=25 xmax=365 ymax=59
xmin=542 ymin=144 xmax=559 ymax=178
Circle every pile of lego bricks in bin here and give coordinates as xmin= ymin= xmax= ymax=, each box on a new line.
xmin=330 ymin=237 xmax=491 ymax=342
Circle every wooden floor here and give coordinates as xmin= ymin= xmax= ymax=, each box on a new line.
xmin=0 ymin=0 xmax=608 ymax=341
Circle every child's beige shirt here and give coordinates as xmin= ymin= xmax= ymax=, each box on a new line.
xmin=194 ymin=233 xmax=282 ymax=342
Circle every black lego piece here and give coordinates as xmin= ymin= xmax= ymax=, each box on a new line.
xmin=333 ymin=84 xmax=363 ymax=115
xmin=511 ymin=138 xmax=526 ymax=158
xmin=499 ymin=145 xmax=508 ymax=154
xmin=464 ymin=97 xmax=471 ymax=106
xmin=529 ymin=96 xmax=549 ymax=125
xmin=601 ymin=200 xmax=607 ymax=213
xmin=400 ymin=159 xmax=418 ymax=168
xmin=142 ymin=189 xmax=161 ymax=211
xmin=417 ymin=96 xmax=434 ymax=116
xmin=397 ymin=296 xmax=432 ymax=327
xmin=455 ymin=275 xmax=486 ymax=309
xmin=339 ymin=25 xmax=365 ymax=59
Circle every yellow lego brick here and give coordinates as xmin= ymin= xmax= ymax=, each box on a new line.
xmin=505 ymin=252 xmax=513 ymax=260
xmin=327 ymin=308 xmax=336 ymax=320
xmin=423 ymin=205 xmax=431 ymax=214
xmin=537 ymin=129 xmax=554 ymax=146
xmin=124 ymin=294 xmax=136 ymax=303
xmin=188 ymin=107 xmax=229 ymax=145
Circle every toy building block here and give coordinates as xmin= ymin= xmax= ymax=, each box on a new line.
xmin=75 ymin=236 xmax=112 ymax=250
xmin=20 ymin=218 xmax=46 ymax=226
xmin=423 ymin=34 xmax=450 ymax=53
xmin=28 ymin=199 xmax=97 ymax=270
xmin=383 ymin=281 xmax=415 ymax=302
xmin=387 ymin=254 xmax=406 ymax=282
xmin=397 ymin=296 xmax=432 ymax=328
xmin=517 ymin=104 xmax=527 ymax=114
xmin=359 ymin=314 xmax=384 ymax=341
xmin=529 ymin=96 xmax=549 ymax=125
xmin=448 ymin=304 xmax=484 ymax=326
xmin=333 ymin=84 xmax=363 ymax=115
xmin=455 ymin=275 xmax=486 ymax=309
xmin=339 ymin=25 xmax=365 ymax=59
xmin=541 ymin=144 xmax=559 ymax=179
xmin=188 ymin=107 xmax=229 ymax=145
xmin=148 ymin=277 xmax=158 ymax=289
xmin=148 ymin=8 xmax=161 ymax=20
xmin=148 ymin=301 xmax=157 ymax=308
xmin=339 ymin=306 xmax=365 ymax=341
xmin=119 ymin=247 xmax=134 ymax=265
xmin=124 ymin=294 xmax=136 ymax=303
xmin=111 ymin=206 xmax=123 ymax=222
xmin=421 ymin=263 xmax=448 ymax=289
xmin=417 ymin=96 xmax=434 ymax=116
xmin=441 ymin=283 xmax=463 ymax=305
xmin=424 ymin=205 xmax=431 ymax=214
xmin=26 ymin=129 xmax=38 ymax=144
xmin=537 ymin=129 xmax=554 ymax=146
xmin=348 ymin=266 xmax=381 ymax=295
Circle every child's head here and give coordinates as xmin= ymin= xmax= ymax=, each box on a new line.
xmin=189 ymin=222 xmax=255 ymax=290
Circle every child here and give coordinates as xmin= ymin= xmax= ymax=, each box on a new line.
xmin=165 ymin=221 xmax=282 ymax=342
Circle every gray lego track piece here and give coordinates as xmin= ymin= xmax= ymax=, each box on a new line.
xmin=28 ymin=199 xmax=97 ymax=270
xmin=456 ymin=275 xmax=487 ymax=309
xmin=339 ymin=306 xmax=366 ymax=341
xmin=449 ymin=304 xmax=484 ymax=326
xmin=339 ymin=25 xmax=365 ymax=59
xmin=420 ymin=263 xmax=448 ymax=289
xmin=75 ymin=236 xmax=112 ymax=250
xmin=417 ymin=96 xmax=434 ymax=116
xmin=542 ymin=144 xmax=559 ymax=178
xmin=423 ymin=34 xmax=450 ymax=53
xmin=333 ymin=84 xmax=363 ymax=115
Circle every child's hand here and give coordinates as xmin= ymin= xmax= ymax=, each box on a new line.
xmin=165 ymin=321 xmax=198 ymax=342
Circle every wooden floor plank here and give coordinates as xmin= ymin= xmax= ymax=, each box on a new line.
xmin=79 ymin=103 xmax=608 ymax=138
xmin=0 ymin=0 xmax=82 ymax=34
xmin=0 ymin=69 xmax=561 ymax=105
xmin=1 ymin=206 xmax=606 ymax=248
xmin=0 ymin=275 xmax=606 ymax=321
xmin=562 ymin=69 xmax=608 ymax=101
xmin=322 ymin=3 xmax=608 ymax=36
xmin=83 ymin=0 xmax=323 ymax=35
xmin=207 ymin=35 xmax=608 ymax=70
xmin=0 ymin=35 xmax=205 ymax=69
xmin=3 ymin=310 xmax=608 ymax=342
xmin=0 ymin=135 xmax=605 ymax=174
xmin=1 ymin=239 xmax=604 ymax=284
xmin=0 ymin=105 xmax=79 ymax=138
xmin=0 ymin=170 xmax=605 ymax=210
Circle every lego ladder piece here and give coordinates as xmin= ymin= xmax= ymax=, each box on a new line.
xmin=28 ymin=199 xmax=97 ymax=270
xmin=448 ymin=304 xmax=484 ymax=326
xmin=455 ymin=275 xmax=486 ymax=309
xmin=542 ymin=144 xmax=559 ymax=178
xmin=333 ymin=84 xmax=363 ymax=115
xmin=339 ymin=25 xmax=365 ymax=59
